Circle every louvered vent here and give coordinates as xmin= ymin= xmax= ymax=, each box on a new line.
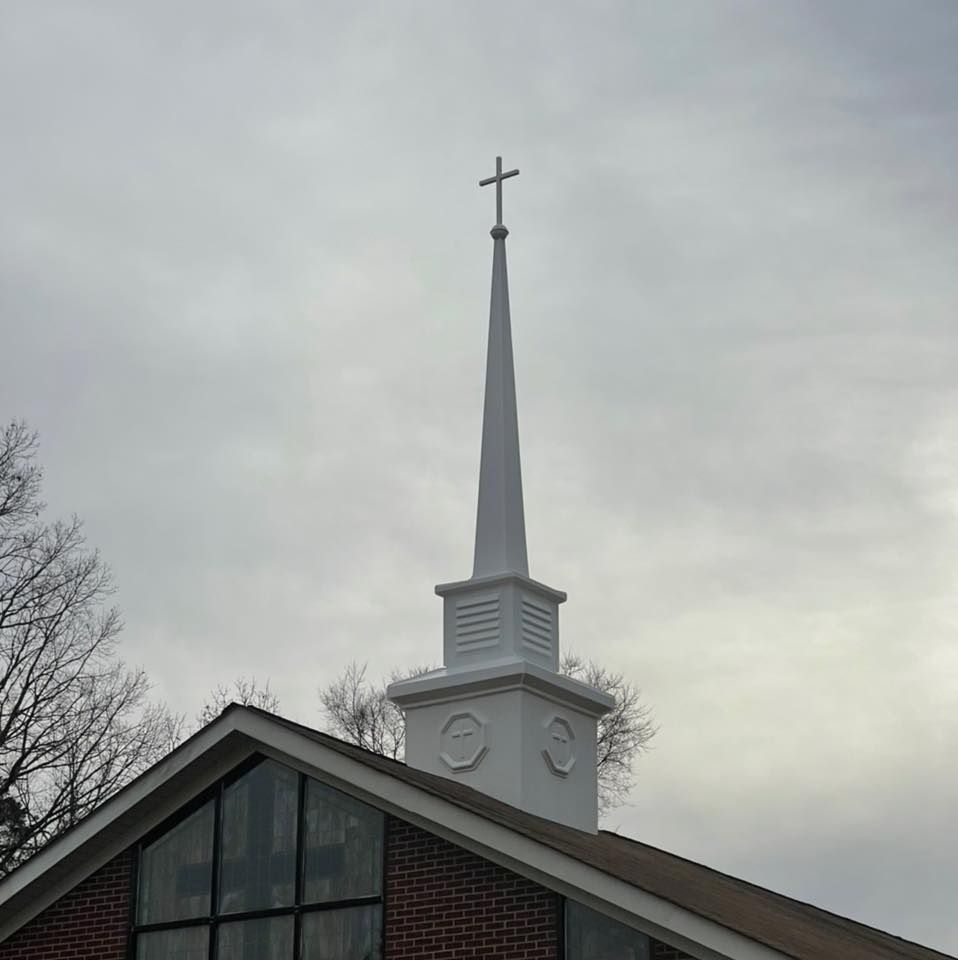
xmin=521 ymin=597 xmax=553 ymax=657
xmin=455 ymin=594 xmax=501 ymax=653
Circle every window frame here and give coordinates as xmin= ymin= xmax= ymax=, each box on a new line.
xmin=128 ymin=754 xmax=386 ymax=960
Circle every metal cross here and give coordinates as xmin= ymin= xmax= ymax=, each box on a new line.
xmin=479 ymin=155 xmax=519 ymax=226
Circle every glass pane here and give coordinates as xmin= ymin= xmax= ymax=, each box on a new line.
xmin=138 ymin=800 xmax=214 ymax=923
xmin=565 ymin=900 xmax=650 ymax=960
xmin=136 ymin=926 xmax=208 ymax=960
xmin=219 ymin=760 xmax=299 ymax=913
xmin=217 ymin=916 xmax=294 ymax=960
xmin=303 ymin=779 xmax=383 ymax=903
xmin=301 ymin=905 xmax=382 ymax=960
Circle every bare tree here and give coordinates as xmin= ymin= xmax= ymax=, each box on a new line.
xmin=319 ymin=662 xmax=433 ymax=761
xmin=0 ymin=421 xmax=178 ymax=874
xmin=560 ymin=653 xmax=657 ymax=813
xmin=196 ymin=676 xmax=279 ymax=729
xmin=318 ymin=655 xmax=656 ymax=812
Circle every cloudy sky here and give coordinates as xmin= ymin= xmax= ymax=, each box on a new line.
xmin=2 ymin=1 xmax=957 ymax=952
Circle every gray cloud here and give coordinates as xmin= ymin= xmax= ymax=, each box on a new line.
xmin=2 ymin=1 xmax=956 ymax=951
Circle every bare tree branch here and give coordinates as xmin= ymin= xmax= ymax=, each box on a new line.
xmin=0 ymin=421 xmax=178 ymax=874
xmin=319 ymin=662 xmax=434 ymax=761
xmin=195 ymin=677 xmax=280 ymax=730
xmin=560 ymin=652 xmax=658 ymax=813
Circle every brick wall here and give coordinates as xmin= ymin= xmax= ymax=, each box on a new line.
xmin=385 ymin=816 xmax=559 ymax=959
xmin=0 ymin=849 xmax=132 ymax=960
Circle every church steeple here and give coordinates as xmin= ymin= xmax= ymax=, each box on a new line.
xmin=473 ymin=158 xmax=527 ymax=579
xmin=387 ymin=158 xmax=613 ymax=833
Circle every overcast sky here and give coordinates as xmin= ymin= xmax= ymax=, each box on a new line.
xmin=2 ymin=1 xmax=957 ymax=953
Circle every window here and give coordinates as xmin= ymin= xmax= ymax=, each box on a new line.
xmin=565 ymin=899 xmax=651 ymax=960
xmin=133 ymin=759 xmax=384 ymax=960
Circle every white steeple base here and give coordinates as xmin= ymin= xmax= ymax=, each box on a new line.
xmin=388 ymin=657 xmax=613 ymax=833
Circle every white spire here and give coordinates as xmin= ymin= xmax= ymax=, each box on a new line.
xmin=386 ymin=157 xmax=613 ymax=833
xmin=473 ymin=222 xmax=528 ymax=578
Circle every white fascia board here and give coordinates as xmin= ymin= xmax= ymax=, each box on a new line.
xmin=234 ymin=711 xmax=788 ymax=960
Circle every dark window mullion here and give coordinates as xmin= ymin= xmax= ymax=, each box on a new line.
xmin=135 ymin=896 xmax=384 ymax=933
xmin=379 ymin=814 xmax=389 ymax=960
xmin=218 ymin=904 xmax=306 ymax=924
xmin=558 ymin=894 xmax=566 ymax=960
xmin=130 ymin=915 xmax=212 ymax=934
xmin=208 ymin=780 xmax=224 ymax=960
xmin=127 ymin=846 xmax=141 ymax=960
xmin=294 ymin=772 xmax=307 ymax=960
xmin=298 ymin=894 xmax=382 ymax=916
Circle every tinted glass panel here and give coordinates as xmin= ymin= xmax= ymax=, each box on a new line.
xmin=217 ymin=915 xmax=294 ymax=960
xmin=138 ymin=800 xmax=214 ymax=923
xmin=136 ymin=926 xmax=208 ymax=960
xmin=566 ymin=900 xmax=650 ymax=960
xmin=219 ymin=760 xmax=299 ymax=913
xmin=301 ymin=905 xmax=382 ymax=960
xmin=303 ymin=779 xmax=383 ymax=904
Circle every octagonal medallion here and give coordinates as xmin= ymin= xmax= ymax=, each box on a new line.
xmin=439 ymin=711 xmax=488 ymax=772
xmin=541 ymin=715 xmax=576 ymax=777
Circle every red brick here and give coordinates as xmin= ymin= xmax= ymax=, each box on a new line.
xmin=0 ymin=850 xmax=131 ymax=960
xmin=384 ymin=816 xmax=558 ymax=960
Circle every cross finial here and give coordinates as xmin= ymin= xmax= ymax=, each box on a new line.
xmin=479 ymin=156 xmax=519 ymax=227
